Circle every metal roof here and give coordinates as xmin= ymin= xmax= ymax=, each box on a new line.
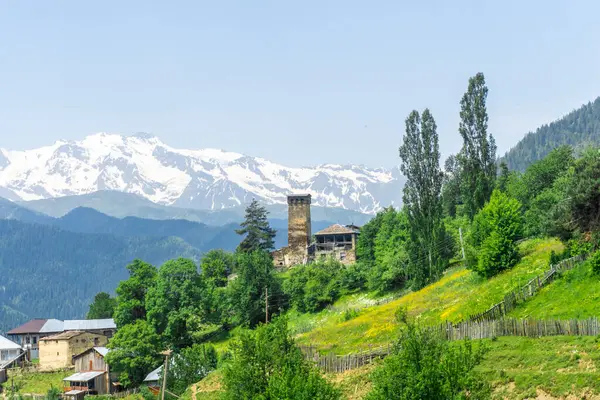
xmin=64 ymin=371 xmax=105 ymax=382
xmin=8 ymin=318 xmax=115 ymax=335
xmin=7 ymin=319 xmax=49 ymax=334
xmin=63 ymin=319 xmax=116 ymax=331
xmin=0 ymin=335 xmax=21 ymax=350
xmin=144 ymin=365 xmax=162 ymax=382
xmin=94 ymin=347 xmax=110 ymax=357
xmin=64 ymin=390 xmax=85 ymax=396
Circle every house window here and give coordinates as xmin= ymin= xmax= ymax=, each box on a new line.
xmin=26 ymin=337 xmax=30 ymax=344
xmin=55 ymin=340 xmax=58 ymax=344
xmin=33 ymin=337 xmax=37 ymax=344
xmin=57 ymin=352 xmax=59 ymax=356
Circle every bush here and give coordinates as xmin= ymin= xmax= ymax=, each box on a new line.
xmin=366 ymin=320 xmax=490 ymax=400
xmin=283 ymin=258 xmax=344 ymax=313
xmin=222 ymin=316 xmax=340 ymax=399
xmin=470 ymin=190 xmax=522 ymax=278
xmin=590 ymin=251 xmax=600 ymax=275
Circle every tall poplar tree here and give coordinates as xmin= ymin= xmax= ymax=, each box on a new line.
xmin=399 ymin=109 xmax=447 ymax=288
xmin=458 ymin=72 xmax=497 ymax=219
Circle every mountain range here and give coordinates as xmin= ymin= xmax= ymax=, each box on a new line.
xmin=0 ymin=132 xmax=404 ymax=215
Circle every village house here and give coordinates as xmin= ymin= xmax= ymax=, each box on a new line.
xmin=6 ymin=318 xmax=116 ymax=360
xmin=62 ymin=347 xmax=116 ymax=400
xmin=39 ymin=331 xmax=108 ymax=370
xmin=143 ymin=365 xmax=162 ymax=394
xmin=0 ymin=335 xmax=23 ymax=367
xmin=272 ymin=194 xmax=361 ymax=268
xmin=312 ymin=224 xmax=360 ymax=263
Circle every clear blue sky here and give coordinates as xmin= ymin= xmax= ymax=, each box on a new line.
xmin=1 ymin=0 xmax=600 ymax=168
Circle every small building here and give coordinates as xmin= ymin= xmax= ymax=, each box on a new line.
xmin=0 ymin=335 xmax=23 ymax=367
xmin=143 ymin=365 xmax=163 ymax=395
xmin=63 ymin=347 xmax=116 ymax=399
xmin=39 ymin=331 xmax=108 ymax=370
xmin=62 ymin=371 xmax=108 ymax=400
xmin=7 ymin=318 xmax=116 ymax=361
xmin=312 ymin=224 xmax=360 ymax=264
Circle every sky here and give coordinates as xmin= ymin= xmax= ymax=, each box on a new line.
xmin=1 ymin=1 xmax=600 ymax=168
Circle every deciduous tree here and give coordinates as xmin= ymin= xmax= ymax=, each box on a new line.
xmin=113 ymin=259 xmax=157 ymax=328
xmin=399 ymin=109 xmax=448 ymax=288
xmin=458 ymin=72 xmax=497 ymax=219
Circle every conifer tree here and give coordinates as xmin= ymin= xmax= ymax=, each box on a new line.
xmin=399 ymin=109 xmax=448 ymax=288
xmin=236 ymin=199 xmax=276 ymax=253
xmin=458 ymin=72 xmax=497 ymax=219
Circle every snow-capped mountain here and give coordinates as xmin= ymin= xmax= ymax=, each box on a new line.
xmin=0 ymin=133 xmax=404 ymax=214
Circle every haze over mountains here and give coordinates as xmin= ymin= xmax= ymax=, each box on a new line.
xmin=0 ymin=132 xmax=404 ymax=214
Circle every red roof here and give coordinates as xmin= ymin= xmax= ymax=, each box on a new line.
xmin=7 ymin=319 xmax=48 ymax=335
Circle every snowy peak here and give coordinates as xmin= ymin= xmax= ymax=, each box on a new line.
xmin=0 ymin=133 xmax=404 ymax=214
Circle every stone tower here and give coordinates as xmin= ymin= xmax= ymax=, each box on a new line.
xmin=287 ymin=194 xmax=312 ymax=255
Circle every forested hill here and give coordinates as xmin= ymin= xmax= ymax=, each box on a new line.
xmin=503 ymin=97 xmax=600 ymax=171
xmin=0 ymin=219 xmax=202 ymax=334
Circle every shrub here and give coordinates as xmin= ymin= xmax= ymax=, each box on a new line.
xmin=283 ymin=258 xmax=344 ymax=313
xmin=590 ymin=250 xmax=600 ymax=275
xmin=222 ymin=316 xmax=340 ymax=400
xmin=470 ymin=190 xmax=522 ymax=278
xmin=366 ymin=320 xmax=490 ymax=400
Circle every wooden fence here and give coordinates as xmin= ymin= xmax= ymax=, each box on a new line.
xmin=438 ymin=317 xmax=600 ymax=341
xmin=468 ymin=253 xmax=587 ymax=323
xmin=301 ymin=317 xmax=600 ymax=373
xmin=299 ymin=345 xmax=393 ymax=374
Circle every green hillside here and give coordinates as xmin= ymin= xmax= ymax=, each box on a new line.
xmin=508 ymin=257 xmax=600 ymax=320
xmin=294 ymin=238 xmax=562 ymax=354
xmin=503 ymin=97 xmax=600 ymax=171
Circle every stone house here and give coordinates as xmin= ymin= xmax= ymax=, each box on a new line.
xmin=272 ymin=194 xmax=361 ymax=267
xmin=39 ymin=331 xmax=108 ymax=370
xmin=7 ymin=318 xmax=116 ymax=361
xmin=63 ymin=347 xmax=115 ymax=399
xmin=312 ymin=224 xmax=360 ymax=263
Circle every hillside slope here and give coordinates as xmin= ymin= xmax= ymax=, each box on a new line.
xmin=294 ymin=238 xmax=563 ymax=354
xmin=508 ymin=257 xmax=600 ymax=320
xmin=503 ymin=97 xmax=600 ymax=171
xmin=0 ymin=219 xmax=201 ymax=334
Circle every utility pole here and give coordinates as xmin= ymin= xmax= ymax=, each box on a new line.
xmin=265 ymin=286 xmax=269 ymax=323
xmin=459 ymin=227 xmax=466 ymax=260
xmin=160 ymin=350 xmax=172 ymax=400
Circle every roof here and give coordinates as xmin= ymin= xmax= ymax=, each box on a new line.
xmin=7 ymin=319 xmax=49 ymax=334
xmin=7 ymin=319 xmax=115 ymax=335
xmin=64 ymin=371 xmax=105 ymax=382
xmin=0 ymin=335 xmax=21 ymax=350
xmin=40 ymin=331 xmax=87 ymax=341
xmin=64 ymin=390 xmax=85 ymax=396
xmin=314 ymin=224 xmax=360 ymax=236
xmin=63 ymin=319 xmax=116 ymax=331
xmin=144 ymin=365 xmax=162 ymax=382
xmin=93 ymin=347 xmax=110 ymax=357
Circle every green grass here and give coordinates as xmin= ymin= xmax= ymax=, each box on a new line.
xmin=477 ymin=336 xmax=600 ymax=399
xmin=295 ymin=238 xmax=563 ymax=354
xmin=509 ymin=258 xmax=600 ymax=320
xmin=7 ymin=368 xmax=71 ymax=394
